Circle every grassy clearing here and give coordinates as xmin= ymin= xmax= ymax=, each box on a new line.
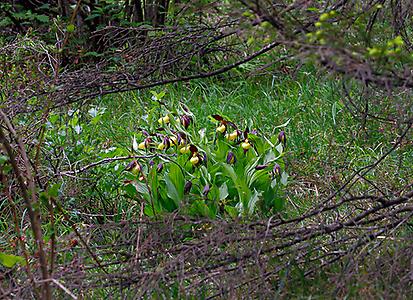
xmin=61 ymin=66 xmax=412 ymax=219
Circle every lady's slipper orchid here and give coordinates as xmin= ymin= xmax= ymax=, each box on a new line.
xmin=225 ymin=131 xmax=238 ymax=141
xmin=125 ymin=160 xmax=141 ymax=175
xmin=278 ymin=131 xmax=286 ymax=147
xmin=156 ymin=163 xmax=164 ymax=173
xmin=226 ymin=151 xmax=236 ymax=164
xmin=170 ymin=136 xmax=178 ymax=146
xmin=177 ymin=132 xmax=187 ymax=146
xmin=272 ymin=163 xmax=282 ymax=177
xmin=180 ymin=145 xmax=190 ymax=154
xmin=216 ymin=124 xmax=226 ymax=133
xmin=202 ymin=184 xmax=210 ymax=196
xmin=159 ymin=136 xmax=171 ymax=151
xmin=190 ymin=155 xmax=199 ymax=165
xmin=138 ymin=142 xmax=146 ymax=150
xmin=184 ymin=181 xmax=192 ymax=194
xmin=180 ymin=115 xmax=191 ymax=129
xmin=241 ymin=140 xmax=251 ymax=150
xmin=158 ymin=115 xmax=170 ymax=125
xmin=157 ymin=143 xmax=165 ymax=150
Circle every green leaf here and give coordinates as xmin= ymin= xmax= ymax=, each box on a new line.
xmin=35 ymin=14 xmax=49 ymax=23
xmin=0 ymin=252 xmax=26 ymax=268
xmin=48 ymin=114 xmax=59 ymax=124
xmin=0 ymin=17 xmax=12 ymax=27
xmin=90 ymin=115 xmax=102 ymax=125
xmin=84 ymin=14 xmax=101 ymax=21
xmin=189 ymin=200 xmax=214 ymax=218
xmin=275 ymin=143 xmax=284 ymax=155
xmin=148 ymin=167 xmax=159 ymax=204
xmin=39 ymin=4 xmax=50 ymax=9
xmin=199 ymin=165 xmax=211 ymax=183
xmin=150 ymin=90 xmax=166 ymax=100
xmin=332 ymin=101 xmax=337 ymax=126
xmin=219 ymin=183 xmax=229 ymax=200
xmin=272 ymin=119 xmax=290 ymax=130
xmin=224 ymin=205 xmax=238 ymax=219
xmin=281 ymin=171 xmax=289 ymax=186
xmin=123 ymin=183 xmax=138 ymax=198
xmin=84 ymin=51 xmax=102 ymax=57
xmin=0 ymin=155 xmax=9 ymax=165
xmin=249 ymin=169 xmax=270 ymax=190
xmin=39 ymin=191 xmax=49 ymax=206
xmin=66 ymin=24 xmax=75 ymax=33
xmin=264 ymin=151 xmax=276 ymax=164
xmin=132 ymin=181 xmax=150 ymax=199
xmin=263 ymin=186 xmax=276 ymax=207
xmin=223 ymin=164 xmax=250 ymax=209
xmin=166 ymin=164 xmax=184 ymax=204
xmin=165 ymin=177 xmax=180 ymax=206
xmin=247 ymin=189 xmax=260 ymax=214
xmin=48 ymin=183 xmax=61 ymax=198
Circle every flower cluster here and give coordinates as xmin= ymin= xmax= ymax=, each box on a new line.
xmin=123 ymin=98 xmax=289 ymax=218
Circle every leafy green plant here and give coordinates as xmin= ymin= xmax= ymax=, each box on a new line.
xmin=0 ymin=252 xmax=26 ymax=268
xmin=122 ymin=92 xmax=289 ymax=218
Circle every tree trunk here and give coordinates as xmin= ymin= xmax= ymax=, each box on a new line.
xmin=132 ymin=0 xmax=144 ymax=23
xmin=157 ymin=0 xmax=169 ymax=26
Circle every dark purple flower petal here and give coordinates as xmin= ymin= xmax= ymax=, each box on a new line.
xmin=184 ymin=181 xmax=192 ymax=194
xmin=125 ymin=160 xmax=138 ymax=171
xmin=255 ymin=164 xmax=267 ymax=170
xmin=163 ymin=136 xmax=171 ymax=149
xmin=278 ymin=131 xmax=286 ymax=147
xmin=202 ymin=184 xmax=210 ymax=196
xmin=156 ymin=163 xmax=163 ymax=173
xmin=212 ymin=114 xmax=224 ymax=121
xmin=273 ymin=163 xmax=281 ymax=177
xmin=180 ymin=115 xmax=191 ymax=129
xmin=226 ymin=151 xmax=236 ymax=164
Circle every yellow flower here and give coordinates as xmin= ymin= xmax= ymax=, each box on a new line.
xmin=241 ymin=141 xmax=251 ymax=150
xmin=216 ymin=124 xmax=226 ymax=133
xmin=226 ymin=131 xmax=238 ymax=141
xmin=190 ymin=156 xmax=199 ymax=165
xmin=180 ymin=145 xmax=190 ymax=154
xmin=158 ymin=115 xmax=170 ymax=125
xmin=170 ymin=136 xmax=178 ymax=145
xmin=138 ymin=142 xmax=146 ymax=150
xmin=157 ymin=143 xmax=165 ymax=150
